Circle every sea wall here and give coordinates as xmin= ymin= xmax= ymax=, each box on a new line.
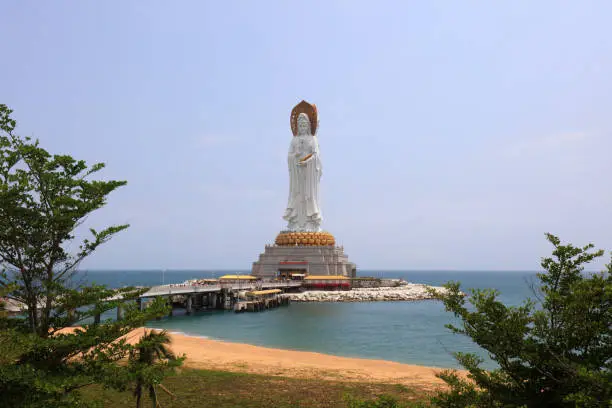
xmin=350 ymin=278 xmax=406 ymax=288
xmin=287 ymin=284 xmax=448 ymax=302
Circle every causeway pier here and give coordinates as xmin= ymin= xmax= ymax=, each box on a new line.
xmin=139 ymin=280 xmax=302 ymax=315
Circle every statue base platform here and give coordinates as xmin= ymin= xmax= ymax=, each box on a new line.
xmin=251 ymin=242 xmax=357 ymax=280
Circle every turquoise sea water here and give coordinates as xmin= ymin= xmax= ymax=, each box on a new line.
xmin=79 ymin=270 xmax=538 ymax=369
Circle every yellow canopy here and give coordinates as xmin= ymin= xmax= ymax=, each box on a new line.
xmin=247 ymin=289 xmax=282 ymax=296
xmin=304 ymin=275 xmax=349 ymax=280
xmin=219 ymin=275 xmax=257 ymax=280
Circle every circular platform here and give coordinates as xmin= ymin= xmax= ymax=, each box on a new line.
xmin=275 ymin=231 xmax=335 ymax=247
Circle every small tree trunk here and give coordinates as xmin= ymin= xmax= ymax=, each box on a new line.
xmin=28 ymin=297 xmax=38 ymax=334
xmin=150 ymin=385 xmax=157 ymax=408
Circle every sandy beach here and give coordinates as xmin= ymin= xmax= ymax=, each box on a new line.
xmin=119 ymin=328 xmax=452 ymax=390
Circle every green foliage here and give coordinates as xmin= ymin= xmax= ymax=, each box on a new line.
xmin=431 ymin=233 xmax=612 ymax=408
xmin=0 ymin=283 xmax=15 ymax=318
xmin=128 ymin=329 xmax=184 ymax=408
xmin=0 ymin=105 xmax=181 ymax=407
xmin=0 ymin=103 xmax=129 ymax=336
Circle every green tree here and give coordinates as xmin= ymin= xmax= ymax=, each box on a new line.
xmin=0 ymin=104 xmax=178 ymax=407
xmin=129 ymin=329 xmax=183 ymax=408
xmin=0 ymin=103 xmax=129 ymax=337
xmin=431 ymin=234 xmax=612 ymax=408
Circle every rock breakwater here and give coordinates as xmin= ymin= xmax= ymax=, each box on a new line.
xmin=287 ymin=284 xmax=448 ymax=302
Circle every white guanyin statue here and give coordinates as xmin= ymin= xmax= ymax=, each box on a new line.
xmin=283 ymin=101 xmax=323 ymax=232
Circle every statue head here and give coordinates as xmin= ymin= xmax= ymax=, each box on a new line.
xmin=297 ymin=113 xmax=311 ymax=136
xmin=291 ymin=100 xmax=317 ymax=136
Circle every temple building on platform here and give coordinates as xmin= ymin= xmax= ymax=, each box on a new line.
xmin=251 ymin=101 xmax=356 ymax=280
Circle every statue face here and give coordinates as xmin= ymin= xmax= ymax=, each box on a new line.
xmin=297 ymin=114 xmax=310 ymax=136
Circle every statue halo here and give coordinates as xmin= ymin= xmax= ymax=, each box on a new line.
xmin=290 ymin=100 xmax=318 ymax=136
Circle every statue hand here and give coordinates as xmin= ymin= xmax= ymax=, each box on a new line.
xmin=299 ymin=153 xmax=313 ymax=163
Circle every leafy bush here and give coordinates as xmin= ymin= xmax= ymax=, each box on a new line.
xmin=432 ymin=234 xmax=612 ymax=407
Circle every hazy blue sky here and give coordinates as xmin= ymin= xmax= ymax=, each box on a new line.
xmin=1 ymin=1 xmax=611 ymax=270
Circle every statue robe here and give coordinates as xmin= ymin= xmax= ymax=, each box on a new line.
xmin=283 ymin=134 xmax=323 ymax=232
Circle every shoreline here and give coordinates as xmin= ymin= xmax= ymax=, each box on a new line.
xmin=128 ymin=327 xmax=455 ymax=389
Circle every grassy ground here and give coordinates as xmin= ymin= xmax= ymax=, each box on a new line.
xmin=81 ymin=368 xmax=432 ymax=407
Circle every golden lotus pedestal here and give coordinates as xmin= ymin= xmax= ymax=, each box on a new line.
xmin=251 ymin=231 xmax=356 ymax=279
xmin=274 ymin=231 xmax=335 ymax=247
